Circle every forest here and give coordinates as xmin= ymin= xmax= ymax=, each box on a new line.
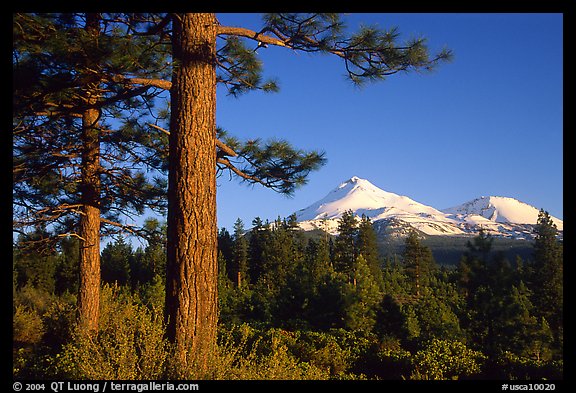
xmin=13 ymin=210 xmax=563 ymax=380
xmin=13 ymin=13 xmax=563 ymax=381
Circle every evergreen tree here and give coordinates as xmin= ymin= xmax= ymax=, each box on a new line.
xmin=457 ymin=230 xmax=553 ymax=358
xmin=457 ymin=229 xmax=494 ymax=303
xmin=466 ymin=228 xmax=494 ymax=262
xmin=232 ymin=218 xmax=249 ymax=288
xmin=260 ymin=216 xmax=301 ymax=292
xmin=496 ymin=281 xmax=541 ymax=357
xmin=248 ymin=217 xmax=270 ymax=284
xmin=530 ymin=209 xmax=563 ymax=334
xmin=302 ymin=237 xmax=344 ymax=330
xmin=140 ymin=218 xmax=167 ymax=279
xmin=13 ymin=13 xmax=170 ymax=332
xmin=375 ymin=294 xmax=406 ymax=340
xmin=356 ymin=214 xmax=384 ymax=290
xmin=306 ymin=237 xmax=333 ymax=287
xmin=343 ymin=254 xmax=383 ymax=333
xmin=100 ymin=237 xmax=133 ymax=286
xmin=333 ymin=210 xmax=358 ymax=282
xmin=414 ymin=289 xmax=463 ymax=343
xmin=529 ymin=317 xmax=555 ymax=362
xmin=13 ymin=230 xmax=58 ymax=294
xmin=381 ymin=256 xmax=412 ymax=302
xmin=54 ymin=236 xmax=80 ymax=295
xmin=402 ymin=230 xmax=435 ymax=298
xmin=530 ymin=210 xmax=564 ymax=357
xmin=218 ymin=227 xmax=234 ymax=270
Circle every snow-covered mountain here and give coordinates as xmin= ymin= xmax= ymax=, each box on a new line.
xmin=294 ymin=176 xmax=563 ymax=240
xmin=443 ymin=196 xmax=563 ymax=231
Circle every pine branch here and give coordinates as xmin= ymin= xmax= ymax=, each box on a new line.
xmin=147 ymin=123 xmax=237 ymax=157
xmin=111 ymin=75 xmax=172 ymax=90
xmin=217 ymin=26 xmax=291 ymax=48
xmin=217 ymin=157 xmax=269 ymax=187
xmin=57 ymin=232 xmax=87 ymax=242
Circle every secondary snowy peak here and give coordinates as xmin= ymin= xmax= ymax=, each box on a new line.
xmin=442 ymin=196 xmax=563 ymax=230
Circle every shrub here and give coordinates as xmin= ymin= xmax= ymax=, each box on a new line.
xmin=411 ymin=339 xmax=486 ymax=380
xmin=13 ymin=305 xmax=44 ymax=346
xmin=279 ymin=330 xmax=356 ymax=377
xmin=492 ymin=351 xmax=563 ymax=380
xmin=207 ymin=324 xmax=331 ymax=380
xmin=52 ymin=284 xmax=168 ymax=379
xmin=41 ymin=292 xmax=76 ymax=349
xmin=373 ymin=337 xmax=412 ymax=379
xmin=14 ymin=284 xmax=56 ymax=316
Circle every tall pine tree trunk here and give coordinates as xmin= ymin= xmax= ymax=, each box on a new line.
xmin=165 ymin=13 xmax=218 ymax=376
xmin=77 ymin=103 xmax=101 ymax=333
xmin=77 ymin=13 xmax=102 ymax=334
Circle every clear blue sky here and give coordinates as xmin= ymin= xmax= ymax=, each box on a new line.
xmin=213 ymin=13 xmax=563 ymax=231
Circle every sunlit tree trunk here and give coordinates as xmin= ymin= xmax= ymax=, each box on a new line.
xmin=165 ymin=13 xmax=219 ymax=376
xmin=77 ymin=13 xmax=102 ymax=334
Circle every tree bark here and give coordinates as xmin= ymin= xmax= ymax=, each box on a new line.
xmin=165 ymin=13 xmax=218 ymax=376
xmin=76 ymin=13 xmax=102 ymax=334
xmin=77 ymin=103 xmax=101 ymax=333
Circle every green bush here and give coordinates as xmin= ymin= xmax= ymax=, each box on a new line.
xmin=13 ymin=288 xmax=76 ymax=379
xmin=41 ymin=292 xmax=76 ymax=349
xmin=493 ymin=351 xmax=563 ymax=380
xmin=207 ymin=324 xmax=332 ymax=379
xmin=14 ymin=284 xmax=56 ymax=316
xmin=373 ymin=337 xmax=412 ymax=379
xmin=410 ymin=339 xmax=486 ymax=380
xmin=13 ymin=305 xmax=44 ymax=346
xmin=51 ymin=284 xmax=168 ymax=379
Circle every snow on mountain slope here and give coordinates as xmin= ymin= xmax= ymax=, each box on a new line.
xmin=296 ymin=176 xmax=437 ymax=221
xmin=295 ymin=177 xmax=465 ymax=236
xmin=442 ymin=196 xmax=563 ymax=231
xmin=294 ymin=177 xmax=562 ymax=239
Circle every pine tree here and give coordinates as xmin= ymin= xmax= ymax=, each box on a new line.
xmin=333 ymin=210 xmax=358 ymax=282
xmin=343 ymin=254 xmax=383 ymax=333
xmin=54 ymin=236 xmax=80 ymax=295
xmin=414 ymin=291 xmax=463 ymax=343
xmin=306 ymin=237 xmax=333 ymax=287
xmin=140 ymin=218 xmax=167 ymax=279
xmin=530 ymin=209 xmax=563 ymax=344
xmin=402 ymin=230 xmax=435 ymax=298
xmin=13 ymin=230 xmax=58 ymax=294
xmin=232 ymin=218 xmax=249 ymax=288
xmin=248 ymin=217 xmax=270 ymax=284
xmin=466 ymin=228 xmax=494 ymax=263
xmin=100 ymin=237 xmax=133 ymax=286
xmin=13 ymin=13 xmax=170 ymax=332
xmin=260 ymin=216 xmax=301 ymax=292
xmin=356 ymin=214 xmax=384 ymax=290
xmin=375 ymin=294 xmax=406 ymax=340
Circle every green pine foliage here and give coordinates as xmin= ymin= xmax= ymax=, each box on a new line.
xmin=402 ymin=230 xmax=436 ymax=298
xmin=531 ymin=210 xmax=563 ymax=334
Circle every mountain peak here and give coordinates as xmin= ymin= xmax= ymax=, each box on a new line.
xmin=442 ymin=195 xmax=563 ymax=230
xmin=294 ymin=177 xmax=563 ymax=239
xmin=340 ymin=176 xmax=369 ymax=188
xmin=295 ymin=176 xmax=450 ymax=225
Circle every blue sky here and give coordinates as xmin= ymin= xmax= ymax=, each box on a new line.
xmin=214 ymin=13 xmax=563 ymax=231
